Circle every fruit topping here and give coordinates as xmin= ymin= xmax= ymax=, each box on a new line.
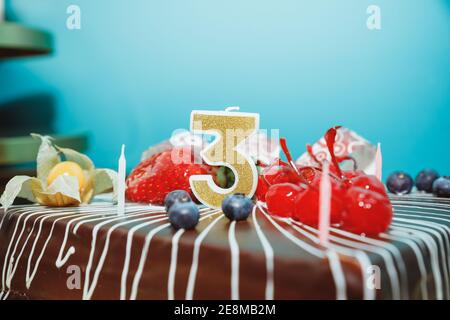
xmin=342 ymin=187 xmax=393 ymax=235
xmin=293 ymin=179 xmax=345 ymax=226
xmin=265 ymin=183 xmax=303 ymax=217
xmin=432 ymin=177 xmax=450 ymax=198
xmin=258 ymin=126 xmax=394 ymax=236
xmin=47 ymin=161 xmax=86 ymax=191
xmin=415 ymin=169 xmax=440 ymax=193
xmin=386 ymin=172 xmax=414 ymax=195
xmin=348 ymin=174 xmax=387 ymax=197
xmin=222 ymin=193 xmax=254 ymax=221
xmin=168 ymin=202 xmax=200 ymax=230
xmin=164 ymin=190 xmax=192 ymax=212
xmin=126 ymin=147 xmax=211 ymax=204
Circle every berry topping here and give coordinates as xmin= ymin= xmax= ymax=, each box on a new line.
xmin=222 ymin=193 xmax=254 ymax=221
xmin=47 ymin=161 xmax=86 ymax=191
xmin=168 ymin=202 xmax=200 ymax=230
xmin=126 ymin=147 xmax=211 ymax=204
xmin=265 ymin=183 xmax=303 ymax=217
xmin=342 ymin=187 xmax=393 ymax=235
xmin=164 ymin=190 xmax=192 ymax=212
xmin=349 ymin=175 xmax=387 ymax=196
xmin=432 ymin=177 xmax=450 ymax=198
xmin=415 ymin=169 xmax=440 ymax=193
xmin=386 ymin=172 xmax=414 ymax=195
xmin=255 ymin=176 xmax=270 ymax=202
xmin=293 ymin=180 xmax=344 ymax=226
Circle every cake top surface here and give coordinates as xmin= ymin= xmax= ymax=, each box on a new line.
xmin=1 ymin=193 xmax=449 ymax=300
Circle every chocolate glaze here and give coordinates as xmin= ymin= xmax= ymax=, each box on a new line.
xmin=0 ymin=193 xmax=449 ymax=300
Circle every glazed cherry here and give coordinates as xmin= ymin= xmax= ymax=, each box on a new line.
xmin=349 ymin=175 xmax=387 ymax=196
xmin=297 ymin=166 xmax=319 ymax=185
xmin=255 ymin=176 xmax=270 ymax=202
xmin=292 ymin=181 xmax=345 ymax=226
xmin=266 ymin=183 xmax=304 ymax=217
xmin=264 ymin=165 xmax=300 ymax=185
xmin=342 ymin=187 xmax=392 ymax=235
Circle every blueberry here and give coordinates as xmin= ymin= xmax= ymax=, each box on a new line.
xmin=222 ymin=193 xmax=254 ymax=221
xmin=164 ymin=190 xmax=192 ymax=212
xmin=415 ymin=169 xmax=440 ymax=193
xmin=432 ymin=177 xmax=450 ymax=198
xmin=386 ymin=172 xmax=414 ymax=195
xmin=168 ymin=202 xmax=200 ymax=230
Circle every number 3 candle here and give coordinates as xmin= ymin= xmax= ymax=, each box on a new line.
xmin=190 ymin=109 xmax=260 ymax=209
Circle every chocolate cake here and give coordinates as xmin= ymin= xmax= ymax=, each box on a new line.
xmin=0 ymin=193 xmax=449 ymax=300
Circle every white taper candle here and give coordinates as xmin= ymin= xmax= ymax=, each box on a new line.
xmin=375 ymin=142 xmax=382 ymax=181
xmin=318 ymin=161 xmax=331 ymax=246
xmin=117 ymin=144 xmax=126 ymax=216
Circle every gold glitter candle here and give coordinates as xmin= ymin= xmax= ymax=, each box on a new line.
xmin=190 ymin=110 xmax=260 ymax=209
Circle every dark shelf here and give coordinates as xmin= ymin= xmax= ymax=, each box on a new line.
xmin=0 ymin=22 xmax=53 ymax=59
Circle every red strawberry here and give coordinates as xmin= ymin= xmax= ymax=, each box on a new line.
xmin=126 ymin=147 xmax=211 ymax=204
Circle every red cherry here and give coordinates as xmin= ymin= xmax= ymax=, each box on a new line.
xmin=297 ymin=166 xmax=319 ymax=185
xmin=350 ymin=175 xmax=387 ymax=196
xmin=255 ymin=176 xmax=270 ymax=202
xmin=292 ymin=180 xmax=345 ymax=226
xmin=264 ymin=165 xmax=300 ymax=185
xmin=266 ymin=183 xmax=304 ymax=218
xmin=342 ymin=170 xmax=365 ymax=181
xmin=342 ymin=187 xmax=393 ymax=235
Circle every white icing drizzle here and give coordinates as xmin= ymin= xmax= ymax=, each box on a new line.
xmin=15 ymin=208 xmax=153 ymax=293
xmin=326 ymin=250 xmax=347 ymax=300
xmin=2 ymin=205 xmax=126 ymax=294
xmin=251 ymin=206 xmax=274 ymax=300
xmin=285 ymin=219 xmax=372 ymax=300
xmin=390 ymin=224 xmax=444 ymax=300
xmin=257 ymin=203 xmax=325 ymax=258
xmin=2 ymin=208 xmax=72 ymax=292
xmin=167 ymin=229 xmax=185 ymax=301
xmin=392 ymin=217 xmax=450 ymax=299
xmin=326 ymin=227 xmax=406 ymax=299
xmin=83 ymin=211 xmax=168 ymax=300
xmin=392 ymin=202 xmax=450 ymax=210
xmin=380 ymin=232 xmax=428 ymax=299
xmin=185 ymin=214 xmax=225 ymax=300
xmin=167 ymin=209 xmax=220 ymax=301
xmin=129 ymin=222 xmax=172 ymax=300
xmin=257 ymin=204 xmax=350 ymax=299
xmin=395 ymin=213 xmax=450 ymax=274
xmin=228 ymin=221 xmax=240 ymax=300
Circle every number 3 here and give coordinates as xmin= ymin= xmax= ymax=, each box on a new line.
xmin=190 ymin=110 xmax=259 ymax=209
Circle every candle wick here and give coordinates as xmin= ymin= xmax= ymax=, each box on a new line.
xmin=225 ymin=106 xmax=240 ymax=112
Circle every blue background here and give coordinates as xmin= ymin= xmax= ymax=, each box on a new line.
xmin=1 ymin=0 xmax=449 ymax=178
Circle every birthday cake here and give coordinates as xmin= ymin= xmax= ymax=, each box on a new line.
xmin=0 ymin=115 xmax=449 ymax=300
xmin=0 ymin=193 xmax=449 ymax=300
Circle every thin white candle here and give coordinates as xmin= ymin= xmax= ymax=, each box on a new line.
xmin=117 ymin=144 xmax=126 ymax=216
xmin=318 ymin=161 xmax=331 ymax=246
xmin=375 ymin=142 xmax=382 ymax=181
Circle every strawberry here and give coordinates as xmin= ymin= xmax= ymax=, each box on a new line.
xmin=126 ymin=147 xmax=211 ymax=204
